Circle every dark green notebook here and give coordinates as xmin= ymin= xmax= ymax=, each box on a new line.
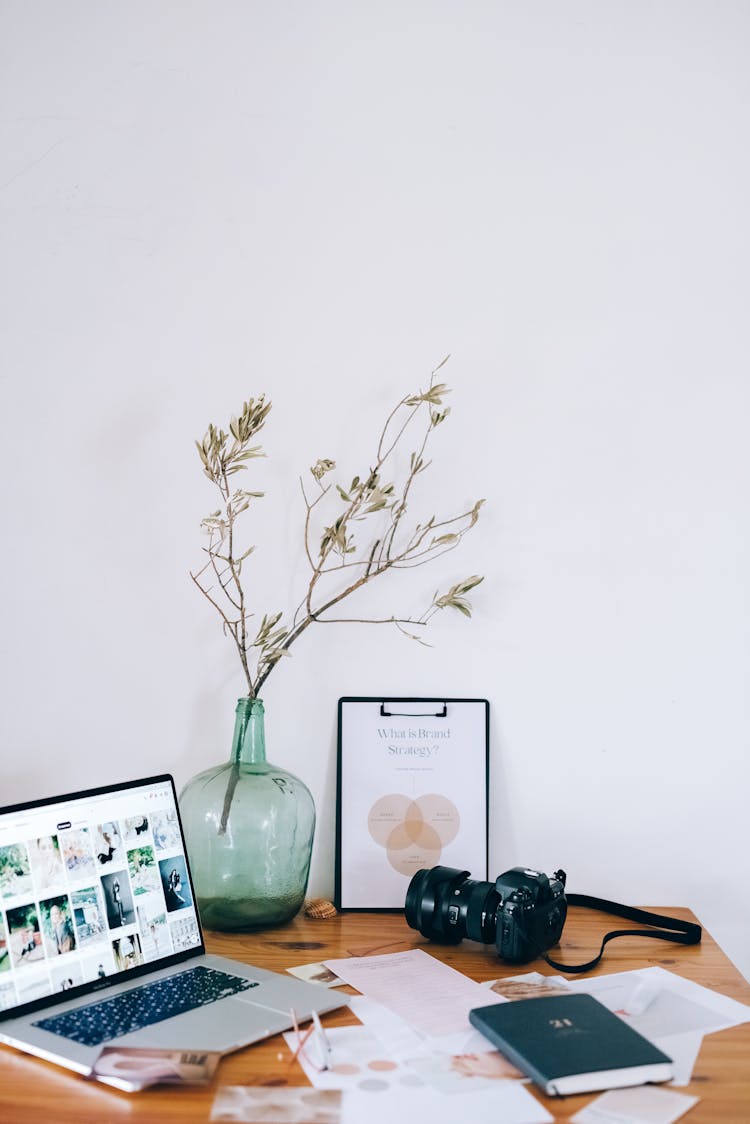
xmin=469 ymin=992 xmax=673 ymax=1096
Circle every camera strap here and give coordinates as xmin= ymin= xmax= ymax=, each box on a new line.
xmin=535 ymin=894 xmax=702 ymax=974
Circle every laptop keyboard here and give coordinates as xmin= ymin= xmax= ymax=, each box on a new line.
xmin=32 ymin=965 xmax=258 ymax=1047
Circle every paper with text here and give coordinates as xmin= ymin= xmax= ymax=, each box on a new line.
xmin=323 ymin=948 xmax=503 ymax=1037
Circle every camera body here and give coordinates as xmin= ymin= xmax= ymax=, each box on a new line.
xmin=404 ymin=864 xmax=568 ymax=964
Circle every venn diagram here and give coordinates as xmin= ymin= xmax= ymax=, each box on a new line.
xmin=368 ymin=793 xmax=460 ymax=876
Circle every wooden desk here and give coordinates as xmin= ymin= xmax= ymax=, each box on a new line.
xmin=1 ymin=907 xmax=748 ymax=1123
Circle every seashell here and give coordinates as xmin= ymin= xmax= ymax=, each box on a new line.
xmin=304 ymin=897 xmax=338 ymax=920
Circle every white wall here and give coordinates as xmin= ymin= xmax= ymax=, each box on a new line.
xmin=2 ymin=2 xmax=749 ymax=980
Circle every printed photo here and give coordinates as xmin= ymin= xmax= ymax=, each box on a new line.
xmin=40 ymin=894 xmax=77 ymax=956
xmin=151 ymin=810 xmax=181 ymax=853
xmin=406 ymin=1049 xmax=523 ymax=1090
xmin=0 ymin=843 xmax=33 ymax=900
xmin=101 ymin=870 xmax=135 ymax=930
xmin=158 ymin=856 xmax=192 ymax=913
xmin=137 ymin=899 xmax=172 ymax=961
xmin=60 ymin=828 xmax=97 ymax=882
xmin=487 ymin=975 xmax=570 ymax=1001
xmin=287 ymin=962 xmax=345 ymax=988
xmin=123 ymin=815 xmax=150 ymax=842
xmin=127 ymin=846 xmax=160 ymax=896
xmin=6 ymin=903 xmax=46 ymax=968
xmin=28 ymin=835 xmax=64 ymax=894
xmin=112 ymin=931 xmax=144 ymax=972
xmin=71 ymin=885 xmax=107 ymax=947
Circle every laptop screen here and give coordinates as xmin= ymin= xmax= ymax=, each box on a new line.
xmin=0 ymin=775 xmax=203 ymax=1018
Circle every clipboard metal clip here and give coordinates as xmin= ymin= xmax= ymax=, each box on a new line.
xmin=379 ymin=702 xmax=448 ymax=718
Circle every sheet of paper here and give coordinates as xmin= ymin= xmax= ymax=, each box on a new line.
xmin=323 ymin=948 xmax=503 ymax=1037
xmin=348 ymin=995 xmax=430 ymax=1059
xmin=567 ymin=966 xmax=750 ymax=1038
xmin=282 ymin=1024 xmax=407 ymax=1090
xmin=211 ymin=1085 xmax=342 ymax=1121
xmin=341 ymin=1084 xmax=553 ymax=1124
xmin=349 ymin=993 xmax=517 ymax=1065
xmin=350 ymin=993 xmax=497 ymax=1057
xmin=284 ymin=1020 xmax=523 ymax=1096
xmin=211 ymin=1083 xmax=554 ymax=1124
xmin=650 ymin=1032 xmax=703 ymax=1087
xmin=571 ymin=1085 xmax=699 ymax=1124
xmin=405 ymin=1049 xmax=523 ymax=1091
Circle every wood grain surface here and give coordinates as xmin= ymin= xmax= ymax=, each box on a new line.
xmin=1 ymin=906 xmax=748 ymax=1123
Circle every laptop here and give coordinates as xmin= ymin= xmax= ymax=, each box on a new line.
xmin=0 ymin=773 xmax=348 ymax=1088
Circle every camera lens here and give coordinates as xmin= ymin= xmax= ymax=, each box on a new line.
xmin=404 ymin=866 xmax=500 ymax=945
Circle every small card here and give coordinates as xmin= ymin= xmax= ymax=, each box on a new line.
xmin=211 ymin=1086 xmax=343 ymax=1121
xmin=571 ymin=1085 xmax=699 ymax=1124
xmin=287 ymin=961 xmax=347 ymax=988
xmin=93 ymin=1046 xmax=221 ymax=1090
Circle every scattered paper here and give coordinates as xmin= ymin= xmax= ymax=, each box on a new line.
xmin=212 ymin=1083 xmax=553 ymax=1124
xmin=212 ymin=1086 xmax=342 ymax=1121
xmin=93 ymin=1046 xmax=221 ymax=1090
xmin=283 ymin=1018 xmax=522 ymax=1096
xmin=571 ymin=1085 xmax=699 ymax=1124
xmin=348 ymin=995 xmax=427 ymax=1060
xmin=567 ymin=966 xmax=750 ymax=1037
xmin=323 ymin=948 xmax=502 ymax=1037
xmin=340 ymin=1084 xmax=554 ymax=1124
xmin=350 ymin=992 xmax=501 ymax=1058
xmin=565 ymin=963 xmax=750 ymax=1086
xmin=282 ymin=1024 xmax=406 ymax=1090
xmin=405 ymin=1049 xmax=523 ymax=1092
xmin=653 ymin=1032 xmax=703 ymax=1087
xmin=287 ymin=961 xmax=347 ymax=988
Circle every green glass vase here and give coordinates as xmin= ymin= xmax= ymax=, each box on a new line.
xmin=179 ymin=697 xmax=315 ymax=931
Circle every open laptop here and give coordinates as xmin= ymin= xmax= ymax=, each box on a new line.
xmin=0 ymin=774 xmax=348 ymax=1088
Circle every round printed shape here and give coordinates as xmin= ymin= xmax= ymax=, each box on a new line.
xmin=368 ymin=795 xmax=413 ymax=846
xmin=357 ymin=1078 xmax=390 ymax=1091
xmin=368 ymin=792 xmax=461 ymax=874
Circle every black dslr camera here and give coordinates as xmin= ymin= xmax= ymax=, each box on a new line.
xmin=404 ymin=865 xmax=568 ymax=964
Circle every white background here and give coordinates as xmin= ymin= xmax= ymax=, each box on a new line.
xmin=1 ymin=3 xmax=748 ymax=980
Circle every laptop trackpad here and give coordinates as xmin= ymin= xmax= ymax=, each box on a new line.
xmin=115 ymin=997 xmax=291 ymax=1053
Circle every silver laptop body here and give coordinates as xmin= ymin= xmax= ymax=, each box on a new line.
xmin=0 ymin=774 xmax=347 ymax=1084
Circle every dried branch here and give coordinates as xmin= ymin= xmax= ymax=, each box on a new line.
xmin=191 ymin=368 xmax=485 ymax=703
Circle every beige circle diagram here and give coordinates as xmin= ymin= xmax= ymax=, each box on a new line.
xmin=368 ymin=793 xmax=460 ymax=876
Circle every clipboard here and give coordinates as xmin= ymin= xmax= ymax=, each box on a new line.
xmin=335 ymin=696 xmax=489 ymax=910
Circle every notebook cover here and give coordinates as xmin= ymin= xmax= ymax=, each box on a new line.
xmin=469 ymin=992 xmax=673 ymax=1096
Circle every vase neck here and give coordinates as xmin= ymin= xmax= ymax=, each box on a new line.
xmin=230 ymin=697 xmax=266 ymax=765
